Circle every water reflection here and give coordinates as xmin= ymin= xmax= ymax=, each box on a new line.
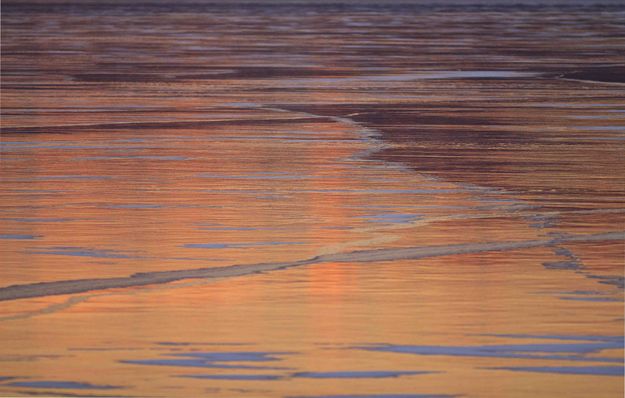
xmin=1 ymin=1 xmax=624 ymax=398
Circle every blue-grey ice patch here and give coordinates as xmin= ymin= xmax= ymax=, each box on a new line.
xmin=292 ymin=371 xmax=433 ymax=379
xmin=542 ymin=261 xmax=583 ymax=270
xmin=559 ymin=290 xmax=606 ymax=296
xmin=27 ymin=246 xmax=137 ymax=259
xmin=553 ymin=247 xmax=578 ymax=259
xmin=486 ymin=365 xmax=624 ymax=376
xmin=586 ymin=275 xmax=624 ymax=289
xmin=121 ymin=351 xmax=293 ymax=370
xmin=178 ymin=374 xmax=281 ymax=380
xmin=479 ymin=334 xmax=623 ymax=343
xmin=526 ymin=214 xmax=557 ymax=229
xmin=7 ymin=381 xmax=122 ymax=389
xmin=120 ymin=358 xmax=283 ymax=370
xmin=171 ymin=352 xmax=289 ymax=362
xmin=556 ymin=291 xmax=621 ymax=302
xmin=360 ymin=213 xmax=421 ymax=225
xmin=559 ymin=296 xmax=622 ymax=302
xmin=543 ymin=245 xmax=584 ymax=270
xmin=0 ymin=234 xmax=39 ymax=240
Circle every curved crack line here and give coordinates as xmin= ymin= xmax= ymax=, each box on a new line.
xmin=0 ymin=231 xmax=622 ymax=305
